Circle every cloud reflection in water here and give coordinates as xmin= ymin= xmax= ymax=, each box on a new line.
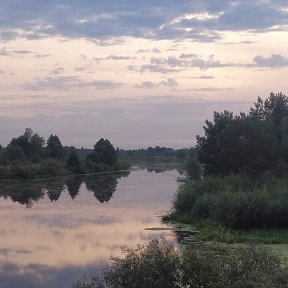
xmin=0 ymin=169 xmax=179 ymax=288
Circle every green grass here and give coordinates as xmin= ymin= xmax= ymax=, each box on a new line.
xmin=167 ymin=217 xmax=288 ymax=244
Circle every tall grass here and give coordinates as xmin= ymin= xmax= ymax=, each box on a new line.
xmin=174 ymin=175 xmax=288 ymax=229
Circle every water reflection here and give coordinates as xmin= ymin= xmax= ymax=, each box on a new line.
xmin=0 ymin=171 xmax=130 ymax=207
xmin=86 ymin=174 xmax=118 ymax=203
xmin=65 ymin=175 xmax=84 ymax=199
xmin=0 ymin=169 xmax=178 ymax=288
xmin=0 ymin=183 xmax=45 ymax=208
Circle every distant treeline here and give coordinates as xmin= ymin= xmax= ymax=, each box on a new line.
xmin=117 ymin=146 xmax=196 ymax=165
xmin=0 ymin=129 xmax=194 ymax=179
xmin=0 ymin=130 xmax=129 ymax=179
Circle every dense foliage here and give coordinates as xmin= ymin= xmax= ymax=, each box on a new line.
xmin=118 ymin=146 xmax=192 ymax=165
xmin=174 ymin=93 xmax=288 ymax=230
xmin=197 ymin=93 xmax=288 ymax=177
xmin=0 ymin=130 xmax=129 ymax=179
xmin=174 ymin=175 xmax=288 ymax=229
xmin=72 ymin=239 xmax=288 ymax=288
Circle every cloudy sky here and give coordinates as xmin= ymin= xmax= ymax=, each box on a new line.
xmin=0 ymin=0 xmax=287 ymax=148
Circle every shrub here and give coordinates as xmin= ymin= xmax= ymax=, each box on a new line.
xmin=174 ymin=175 xmax=288 ymax=229
xmin=106 ymin=239 xmax=181 ymax=288
xmin=37 ymin=159 xmax=68 ymax=177
xmin=73 ymin=240 xmax=288 ymax=288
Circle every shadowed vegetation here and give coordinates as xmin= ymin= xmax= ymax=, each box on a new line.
xmin=72 ymin=239 xmax=288 ymax=288
xmin=0 ymin=131 xmax=130 ymax=179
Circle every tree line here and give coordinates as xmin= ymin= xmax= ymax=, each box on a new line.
xmin=196 ymin=92 xmax=288 ymax=177
xmin=173 ymin=93 xmax=288 ymax=231
xmin=0 ymin=130 xmax=129 ymax=179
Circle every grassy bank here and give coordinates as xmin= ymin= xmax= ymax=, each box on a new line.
xmin=173 ymin=175 xmax=288 ymax=229
xmin=164 ymin=174 xmax=288 ymax=244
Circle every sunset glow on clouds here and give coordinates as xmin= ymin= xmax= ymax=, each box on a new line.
xmin=0 ymin=0 xmax=287 ymax=148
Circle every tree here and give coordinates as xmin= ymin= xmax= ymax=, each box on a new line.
xmin=46 ymin=135 xmax=64 ymax=158
xmin=66 ymin=152 xmax=82 ymax=174
xmin=5 ymin=145 xmax=25 ymax=161
xmin=196 ymin=94 xmax=287 ymax=176
xmin=93 ymin=138 xmax=117 ymax=166
xmin=8 ymin=128 xmax=45 ymax=159
xmin=185 ymin=157 xmax=202 ymax=181
xmin=250 ymin=92 xmax=288 ymax=145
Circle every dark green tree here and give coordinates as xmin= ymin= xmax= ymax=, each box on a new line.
xmin=46 ymin=134 xmax=64 ymax=159
xmin=8 ymin=128 xmax=45 ymax=159
xmin=5 ymin=145 xmax=25 ymax=161
xmin=66 ymin=152 xmax=82 ymax=174
xmin=196 ymin=94 xmax=286 ymax=176
xmin=93 ymin=138 xmax=117 ymax=166
xmin=185 ymin=156 xmax=202 ymax=181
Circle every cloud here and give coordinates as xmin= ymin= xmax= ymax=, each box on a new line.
xmin=93 ymin=54 xmax=134 ymax=63
xmin=35 ymin=54 xmax=52 ymax=58
xmin=77 ymin=80 xmax=123 ymax=89
xmin=107 ymin=55 xmax=133 ymax=60
xmin=0 ymin=46 xmax=33 ymax=56
xmin=11 ymin=49 xmax=33 ymax=55
xmin=140 ymin=64 xmax=179 ymax=74
xmin=137 ymin=48 xmax=161 ymax=53
xmin=51 ymin=67 xmax=64 ymax=75
xmin=136 ymin=78 xmax=178 ymax=89
xmin=25 ymin=76 xmax=124 ymax=91
xmin=139 ymin=54 xmax=234 ymax=73
xmin=0 ymin=47 xmax=11 ymax=56
xmin=253 ymin=54 xmax=288 ymax=68
xmin=0 ymin=1 xmax=287 ymax=42
xmin=191 ymin=75 xmax=215 ymax=79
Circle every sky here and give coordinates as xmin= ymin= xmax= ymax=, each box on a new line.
xmin=0 ymin=0 xmax=287 ymax=148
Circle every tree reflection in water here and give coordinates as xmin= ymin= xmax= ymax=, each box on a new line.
xmin=0 ymin=183 xmax=45 ymax=208
xmin=85 ymin=174 xmax=118 ymax=203
xmin=65 ymin=175 xmax=85 ymax=199
xmin=85 ymin=171 xmax=130 ymax=203
xmin=0 ymin=171 xmax=131 ymax=207
xmin=46 ymin=181 xmax=66 ymax=202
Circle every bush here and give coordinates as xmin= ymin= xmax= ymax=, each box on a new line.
xmin=73 ymin=240 xmax=288 ymax=288
xmin=174 ymin=175 xmax=288 ymax=229
xmin=9 ymin=164 xmax=36 ymax=179
xmin=182 ymin=244 xmax=288 ymax=288
xmin=37 ymin=159 xmax=68 ymax=177
xmin=106 ymin=239 xmax=181 ymax=288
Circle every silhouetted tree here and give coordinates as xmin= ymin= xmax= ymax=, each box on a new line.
xmin=197 ymin=93 xmax=288 ymax=176
xmin=46 ymin=134 xmax=64 ymax=158
xmin=67 ymin=152 xmax=82 ymax=174
xmin=93 ymin=138 xmax=117 ymax=166
xmin=9 ymin=128 xmax=45 ymax=159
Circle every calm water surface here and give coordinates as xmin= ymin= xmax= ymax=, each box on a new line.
xmin=0 ymin=168 xmax=179 ymax=288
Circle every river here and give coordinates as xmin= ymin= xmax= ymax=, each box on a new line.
xmin=0 ymin=168 xmax=180 ymax=288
